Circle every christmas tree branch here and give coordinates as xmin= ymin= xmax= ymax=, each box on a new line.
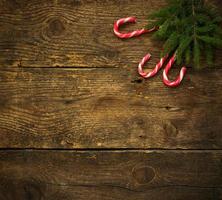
xmin=147 ymin=0 xmax=222 ymax=69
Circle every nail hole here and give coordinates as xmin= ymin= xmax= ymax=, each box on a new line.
xmin=165 ymin=106 xmax=171 ymax=110
xmin=131 ymin=79 xmax=143 ymax=84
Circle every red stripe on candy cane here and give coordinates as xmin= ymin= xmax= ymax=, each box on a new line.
xmin=113 ymin=17 xmax=188 ymax=87
xmin=138 ymin=54 xmax=169 ymax=78
xmin=114 ymin=17 xmax=157 ymax=39
xmin=163 ymin=54 xmax=187 ymax=87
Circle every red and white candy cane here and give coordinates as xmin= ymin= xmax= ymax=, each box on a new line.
xmin=163 ymin=54 xmax=187 ymax=87
xmin=138 ymin=54 xmax=168 ymax=78
xmin=113 ymin=16 xmax=187 ymax=87
xmin=138 ymin=54 xmax=187 ymax=87
xmin=113 ymin=17 xmax=157 ymax=39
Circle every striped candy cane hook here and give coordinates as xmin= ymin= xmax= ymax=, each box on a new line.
xmin=114 ymin=17 xmax=157 ymax=39
xmin=138 ymin=54 xmax=169 ymax=78
xmin=163 ymin=54 xmax=187 ymax=87
xmin=113 ymin=17 xmax=188 ymax=87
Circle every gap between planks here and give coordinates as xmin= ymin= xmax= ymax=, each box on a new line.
xmin=1 ymin=148 xmax=222 ymax=152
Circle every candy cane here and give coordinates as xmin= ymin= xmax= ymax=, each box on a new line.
xmin=138 ymin=54 xmax=169 ymax=78
xmin=113 ymin=17 xmax=187 ymax=87
xmin=114 ymin=17 xmax=157 ymax=39
xmin=163 ymin=54 xmax=187 ymax=87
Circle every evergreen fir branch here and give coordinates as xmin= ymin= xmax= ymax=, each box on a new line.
xmin=185 ymin=46 xmax=191 ymax=64
xmin=146 ymin=18 xmax=165 ymax=30
xmin=195 ymin=14 xmax=210 ymax=24
xmin=176 ymin=36 xmax=192 ymax=64
xmin=212 ymin=15 xmax=222 ymax=23
xmin=194 ymin=40 xmax=201 ymax=69
xmin=198 ymin=36 xmax=222 ymax=47
xmin=196 ymin=24 xmax=216 ymax=34
xmin=215 ymin=27 xmax=222 ymax=35
xmin=205 ymin=44 xmax=213 ymax=66
xmin=148 ymin=6 xmax=174 ymax=18
xmin=162 ymin=32 xmax=179 ymax=56
xmin=147 ymin=0 xmax=222 ymax=69
xmin=152 ymin=19 xmax=171 ymax=39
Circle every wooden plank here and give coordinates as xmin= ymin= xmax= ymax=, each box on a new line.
xmin=0 ymin=0 xmax=221 ymax=68
xmin=0 ymin=150 xmax=222 ymax=200
xmin=0 ymin=67 xmax=222 ymax=149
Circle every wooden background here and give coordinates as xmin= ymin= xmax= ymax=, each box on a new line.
xmin=0 ymin=0 xmax=222 ymax=199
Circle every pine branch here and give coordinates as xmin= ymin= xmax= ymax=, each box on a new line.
xmin=194 ymin=39 xmax=201 ymax=68
xmin=176 ymin=36 xmax=192 ymax=64
xmin=198 ymin=36 xmax=222 ymax=47
xmin=205 ymin=44 xmax=213 ymax=66
xmin=185 ymin=46 xmax=191 ymax=63
xmin=162 ymin=32 xmax=179 ymax=56
xmin=147 ymin=0 xmax=222 ymax=69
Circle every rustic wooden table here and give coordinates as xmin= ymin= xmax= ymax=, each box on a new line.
xmin=0 ymin=0 xmax=222 ymax=199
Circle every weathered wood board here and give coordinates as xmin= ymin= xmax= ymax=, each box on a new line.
xmin=0 ymin=0 xmax=221 ymax=68
xmin=0 ymin=0 xmax=222 ymax=199
xmin=0 ymin=150 xmax=222 ymax=200
xmin=0 ymin=67 xmax=222 ymax=149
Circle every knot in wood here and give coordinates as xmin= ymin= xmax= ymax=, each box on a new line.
xmin=47 ymin=18 xmax=65 ymax=37
xmin=132 ymin=165 xmax=155 ymax=184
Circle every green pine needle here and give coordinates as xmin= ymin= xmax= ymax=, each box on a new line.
xmin=163 ymin=32 xmax=179 ymax=55
xmin=198 ymin=36 xmax=222 ymax=47
xmin=147 ymin=0 xmax=222 ymax=69
xmin=185 ymin=46 xmax=191 ymax=63
xmin=194 ymin=40 xmax=201 ymax=69
xmin=205 ymin=44 xmax=213 ymax=66
xmin=176 ymin=36 xmax=193 ymax=64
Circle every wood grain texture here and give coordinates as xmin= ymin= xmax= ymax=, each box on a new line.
xmin=0 ymin=150 xmax=222 ymax=200
xmin=0 ymin=67 xmax=221 ymax=149
xmin=0 ymin=1 xmax=222 ymax=199
xmin=0 ymin=0 xmax=221 ymax=68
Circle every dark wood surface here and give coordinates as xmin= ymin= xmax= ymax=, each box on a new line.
xmin=0 ymin=0 xmax=164 ymax=68
xmin=0 ymin=0 xmax=222 ymax=68
xmin=0 ymin=0 xmax=222 ymax=199
xmin=1 ymin=150 xmax=222 ymax=200
xmin=0 ymin=67 xmax=222 ymax=149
